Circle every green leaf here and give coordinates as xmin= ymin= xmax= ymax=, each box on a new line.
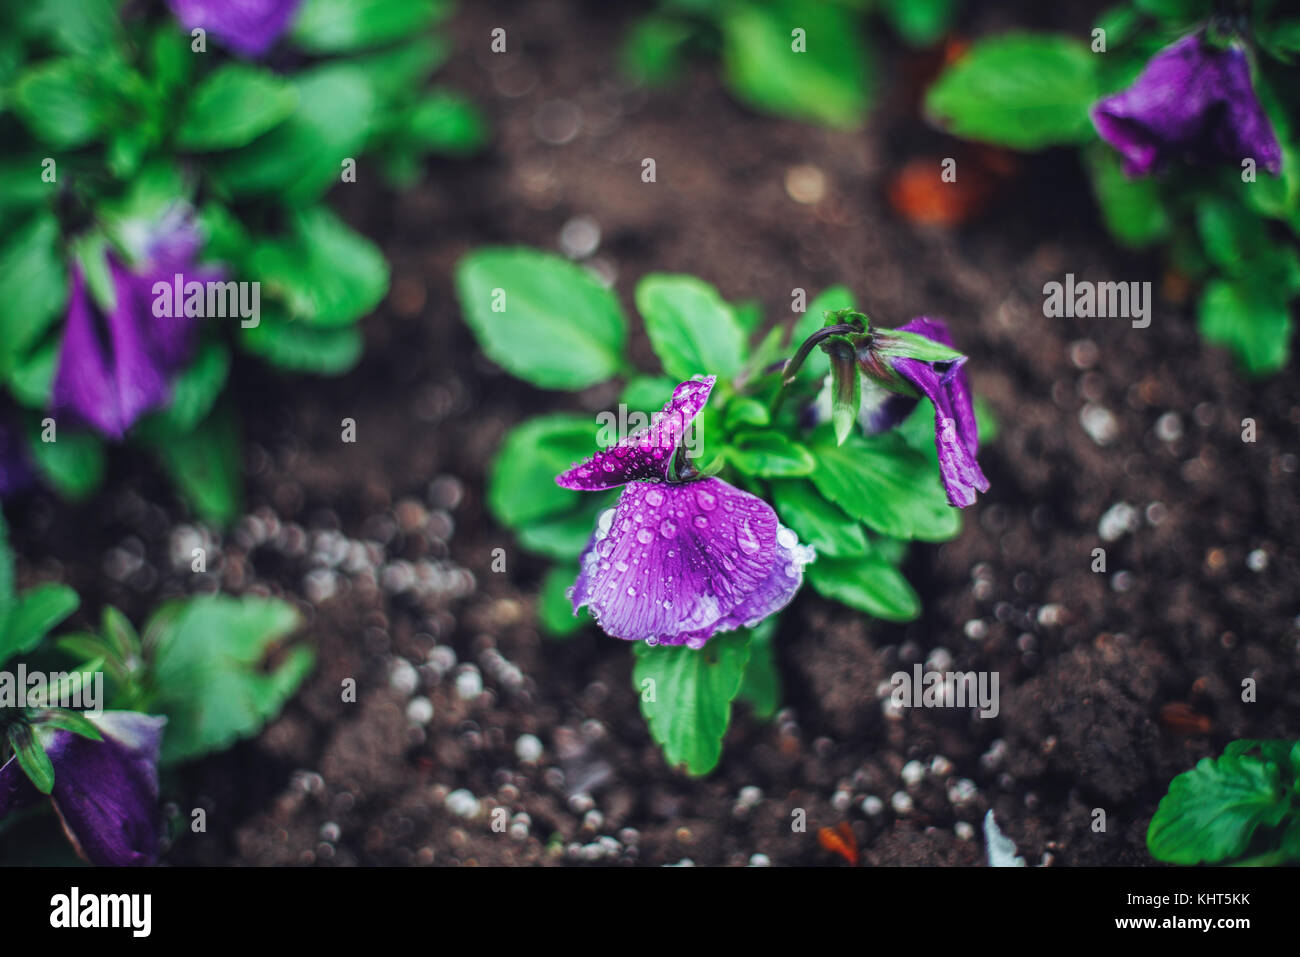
xmin=455 ymin=248 xmax=628 ymax=389
xmin=134 ymin=343 xmax=230 ymax=438
xmin=727 ymin=430 xmax=814 ymax=477
xmin=925 ymin=34 xmax=1099 ymax=149
xmin=8 ymin=724 xmax=55 ymax=794
xmin=620 ymin=376 xmax=676 ymax=414
xmin=1132 ymin=0 xmax=1212 ymax=23
xmin=291 ymin=0 xmax=448 ymax=53
xmin=724 ymin=397 xmax=771 ymax=430
xmin=19 ymin=0 xmax=119 ymax=57
xmin=0 ymin=584 xmax=80 ymax=667
xmin=144 ymin=403 xmax=243 ymax=525
xmin=636 ymin=274 xmax=746 ymax=381
xmin=70 ymin=232 xmax=115 ymax=315
xmin=807 ymin=427 xmax=961 ymax=541
xmin=1147 ymin=753 xmax=1290 ymax=864
xmin=488 ymin=415 xmax=598 ymax=528
xmin=538 ymin=565 xmax=586 ymax=639
xmin=1085 ymin=142 xmax=1170 ymax=248
xmin=176 ymin=64 xmax=298 ymax=151
xmin=620 ymin=14 xmax=693 ymax=86
xmin=1198 ymin=278 xmax=1292 ymax=378
xmin=633 ymin=631 xmax=751 ymax=776
xmin=0 ymin=213 xmax=68 ymax=376
xmin=401 ymin=91 xmax=488 ymax=156
xmin=769 ymin=479 xmax=868 ymax=557
xmin=251 ymin=206 xmax=389 ymax=327
xmin=349 ymin=36 xmax=449 ymax=99
xmin=1196 ymin=198 xmax=1277 ymax=278
xmin=240 ymin=314 xmax=363 ymax=374
xmin=736 ymin=619 xmax=780 ymax=719
xmin=721 ymin=1 xmax=871 ymax=129
xmin=7 ymin=340 xmax=58 ymax=409
xmin=13 ymin=58 xmax=115 ymax=147
xmin=25 ymin=427 xmax=105 ymax=503
xmin=879 ymin=0 xmax=958 ymax=47
xmin=210 ymin=64 xmax=375 ymax=204
xmin=515 ymin=494 xmax=615 ymax=560
xmin=33 ymin=709 xmax=102 ymax=742
xmin=806 ymin=552 xmax=921 ymax=621
xmin=873 ymin=329 xmax=966 ymax=363
xmin=143 ymin=595 xmax=312 ymax=763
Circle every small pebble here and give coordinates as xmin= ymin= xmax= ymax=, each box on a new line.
xmin=455 ymin=667 xmax=483 ymax=700
xmin=445 ymin=789 xmax=480 ymax=819
xmin=515 ymin=734 xmax=544 ymax=764
xmin=406 ymin=696 xmax=434 ymax=725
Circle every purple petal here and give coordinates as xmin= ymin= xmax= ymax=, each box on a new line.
xmin=44 ymin=712 xmax=165 ymax=866
xmin=1091 ymin=34 xmax=1281 ymax=176
xmin=556 ymin=377 xmax=715 ymax=491
xmin=892 ymin=317 xmax=988 ymax=508
xmin=569 ymin=477 xmax=813 ymax=647
xmin=52 ymin=262 xmax=174 ymax=439
xmin=166 ymin=0 xmax=302 ymax=58
xmin=134 ymin=267 xmax=222 ymax=372
xmin=0 ymin=753 xmax=43 ymax=819
xmin=1216 ymin=45 xmax=1283 ymax=174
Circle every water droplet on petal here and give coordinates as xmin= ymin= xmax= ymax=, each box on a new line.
xmin=737 ymin=520 xmax=760 ymax=555
xmin=645 ymin=488 xmax=665 ymax=507
xmin=659 ymin=519 xmax=677 ymax=539
xmin=635 ymin=528 xmax=654 ymax=545
xmin=695 ymin=488 xmax=717 ymax=511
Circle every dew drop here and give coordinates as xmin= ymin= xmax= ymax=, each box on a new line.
xmin=695 ymin=488 xmax=717 ymax=511
xmin=737 ymin=520 xmax=760 ymax=555
xmin=659 ymin=519 xmax=677 ymax=539
xmin=645 ymin=488 xmax=665 ymax=507
xmin=635 ymin=528 xmax=654 ymax=545
xmin=692 ymin=514 xmax=709 ymax=529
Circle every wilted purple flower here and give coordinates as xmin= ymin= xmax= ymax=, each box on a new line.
xmin=558 ymin=377 xmax=814 ymax=648
xmin=52 ymin=212 xmax=213 ymax=439
xmin=1091 ymin=34 xmax=1282 ymax=176
xmin=0 ymin=712 xmax=165 ymax=866
xmin=854 ymin=318 xmax=988 ymax=508
xmin=166 ymin=0 xmax=302 ymax=59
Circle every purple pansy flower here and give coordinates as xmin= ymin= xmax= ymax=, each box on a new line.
xmin=821 ymin=317 xmax=988 ymax=508
xmin=558 ymin=376 xmax=815 ymax=649
xmin=1091 ymin=34 xmax=1282 ymax=176
xmin=52 ymin=210 xmax=213 ymax=440
xmin=0 ymin=711 xmax=166 ymax=866
xmin=166 ymin=0 xmax=302 ymax=59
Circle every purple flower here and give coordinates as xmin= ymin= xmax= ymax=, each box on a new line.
xmin=1091 ymin=34 xmax=1282 ymax=176
xmin=166 ymin=0 xmax=302 ymax=59
xmin=856 ymin=318 xmax=988 ymax=508
xmin=558 ymin=377 xmax=814 ymax=648
xmin=0 ymin=712 xmax=166 ymax=866
xmin=52 ymin=213 xmax=211 ymax=439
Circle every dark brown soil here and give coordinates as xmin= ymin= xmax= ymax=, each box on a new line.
xmin=8 ymin=0 xmax=1299 ymax=866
